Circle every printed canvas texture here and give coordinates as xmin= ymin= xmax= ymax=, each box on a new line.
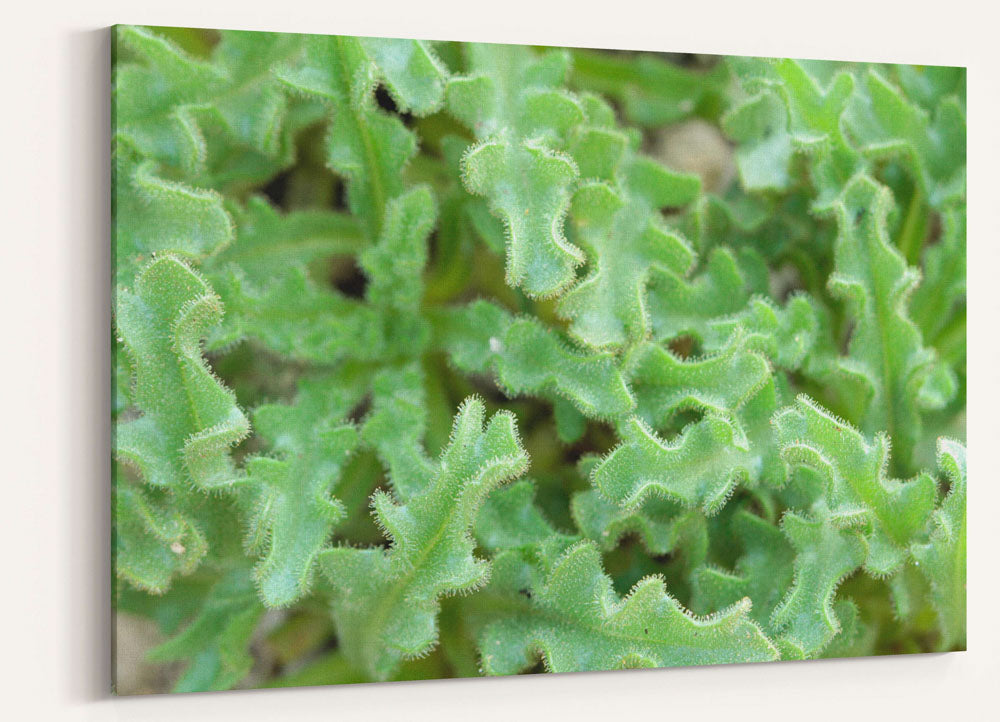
xmin=111 ymin=24 xmax=967 ymax=694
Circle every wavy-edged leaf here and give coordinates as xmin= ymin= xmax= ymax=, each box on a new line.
xmin=770 ymin=506 xmax=866 ymax=658
xmin=479 ymin=541 xmax=778 ymax=674
xmin=495 ymin=318 xmax=635 ymax=420
xmin=208 ymin=196 xmax=362 ymax=286
xmin=113 ymin=483 xmax=208 ymax=594
xmin=362 ymin=363 xmax=437 ymax=500
xmin=147 ymin=569 xmax=264 ymax=692
xmin=114 ymin=24 xmax=223 ymax=170
xmin=360 ymin=185 xmax=436 ymax=310
xmin=647 ymin=246 xmax=752 ymax=346
xmin=911 ymin=438 xmax=966 ymax=650
xmin=910 ymin=203 xmax=966 ymax=362
xmin=476 ymin=480 xmax=572 ymax=552
xmin=276 ymin=34 xmax=416 ymax=239
xmin=319 ymin=397 xmax=529 ymax=680
xmin=447 ymin=44 xmax=586 ymax=297
xmin=828 ymin=174 xmax=956 ymax=472
xmin=723 ymin=89 xmax=795 ymax=192
xmin=429 ymin=299 xmax=511 ymax=375
xmin=207 ymin=265 xmax=386 ymax=363
xmin=460 ymin=138 xmax=582 ymax=297
xmin=594 ymin=416 xmax=754 ymax=515
xmin=115 ymin=255 xmax=249 ymax=490
xmin=704 ymin=294 xmax=819 ymax=371
xmin=571 ymin=489 xmax=688 ymax=556
xmin=432 ymin=301 xmax=634 ymax=420
xmin=819 ymin=597 xmax=876 ymax=659
xmin=846 ymin=69 xmax=966 ymax=208
xmin=691 ymin=509 xmax=795 ymax=628
xmin=729 ymin=58 xmax=860 ymax=210
xmin=243 ymin=378 xmax=360 ymax=607
xmin=557 ymin=166 xmax=697 ymax=349
xmin=625 ymin=335 xmax=770 ymax=430
xmin=358 ymin=37 xmax=449 ymax=116
xmin=113 ymin=142 xmax=234 ymax=284
xmin=114 ymin=25 xmax=303 ymax=174
xmin=774 ymin=395 xmax=936 ymax=576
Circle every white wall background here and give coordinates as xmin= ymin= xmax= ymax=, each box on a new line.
xmin=3 ymin=1 xmax=997 ymax=719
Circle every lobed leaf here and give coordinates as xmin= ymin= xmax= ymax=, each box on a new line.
xmin=113 ymin=484 xmax=208 ymax=594
xmin=769 ymin=506 xmax=866 ymax=658
xmin=115 ymin=255 xmax=249 ymax=491
xmin=594 ymin=416 xmax=754 ymax=515
xmin=319 ymin=397 xmax=529 ymax=680
xmin=495 ymin=318 xmax=635 ymax=420
xmin=242 ymin=377 xmax=360 ymax=607
xmin=147 ymin=569 xmax=264 ymax=692
xmin=360 ymin=185 xmax=437 ymax=311
xmin=909 ymin=204 xmax=966 ymax=363
xmin=911 ymin=439 xmax=967 ymax=650
xmin=845 ymin=69 xmax=966 ymax=208
xmin=114 ymin=26 xmax=304 ymax=176
xmin=447 ymin=44 xmax=586 ymax=297
xmin=624 ymin=335 xmax=771 ymax=430
xmin=358 ymin=37 xmax=449 ymax=116
xmin=827 ymin=174 xmax=957 ymax=473
xmin=691 ymin=509 xmax=795 ymax=629
xmin=208 ymin=265 xmax=387 ymax=363
xmin=276 ymin=34 xmax=416 ymax=239
xmin=557 ymin=167 xmax=697 ymax=350
xmin=362 ymin=363 xmax=437 ymax=500
xmin=208 ymin=196 xmax=362 ymax=287
xmin=647 ymin=246 xmax=751 ymax=346
xmin=773 ymin=395 xmax=936 ymax=576
xmin=479 ymin=541 xmax=779 ymax=674
xmin=113 ymin=143 xmax=234 ymax=285
xmin=572 ymin=488 xmax=687 ymax=556
xmin=432 ymin=301 xmax=635 ymax=420
xmin=476 ymin=480 xmax=573 ymax=552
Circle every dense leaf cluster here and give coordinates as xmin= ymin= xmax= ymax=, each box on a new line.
xmin=112 ymin=26 xmax=966 ymax=692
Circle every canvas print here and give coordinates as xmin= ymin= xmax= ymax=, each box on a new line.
xmin=111 ymin=24 xmax=967 ymax=694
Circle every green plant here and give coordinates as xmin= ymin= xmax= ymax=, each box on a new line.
xmin=112 ymin=25 xmax=966 ymax=693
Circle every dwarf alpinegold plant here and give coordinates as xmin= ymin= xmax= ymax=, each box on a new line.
xmin=112 ymin=25 xmax=966 ymax=692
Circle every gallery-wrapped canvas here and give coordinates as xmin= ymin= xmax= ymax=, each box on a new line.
xmin=111 ymin=24 xmax=967 ymax=694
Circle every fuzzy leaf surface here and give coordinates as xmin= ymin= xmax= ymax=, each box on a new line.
xmin=479 ymin=541 xmax=778 ymax=674
xmin=115 ymin=256 xmax=249 ymax=491
xmin=912 ymin=439 xmax=967 ymax=649
xmin=243 ymin=378 xmax=360 ymax=607
xmin=319 ymin=398 xmax=529 ymax=680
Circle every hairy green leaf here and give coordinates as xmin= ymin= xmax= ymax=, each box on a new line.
xmin=115 ymin=26 xmax=304 ymax=177
xmin=912 ymin=439 xmax=967 ymax=650
xmin=243 ymin=378 xmax=360 ymax=607
xmin=770 ymin=506 xmax=866 ymax=658
xmin=479 ymin=541 xmax=778 ymax=673
xmin=111 ymin=31 xmax=966 ymax=691
xmin=448 ymin=44 xmax=585 ymax=297
xmin=276 ymin=34 xmax=416 ymax=239
xmin=113 ymin=483 xmax=208 ymax=594
xmin=115 ymin=255 xmax=249 ymax=491
xmin=594 ymin=416 xmax=754 ymax=515
xmin=827 ymin=174 xmax=956 ymax=473
xmin=319 ymin=397 xmax=529 ymax=680
xmin=114 ymin=143 xmax=234 ymax=284
xmin=147 ymin=569 xmax=264 ymax=692
xmin=774 ymin=395 xmax=936 ymax=576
